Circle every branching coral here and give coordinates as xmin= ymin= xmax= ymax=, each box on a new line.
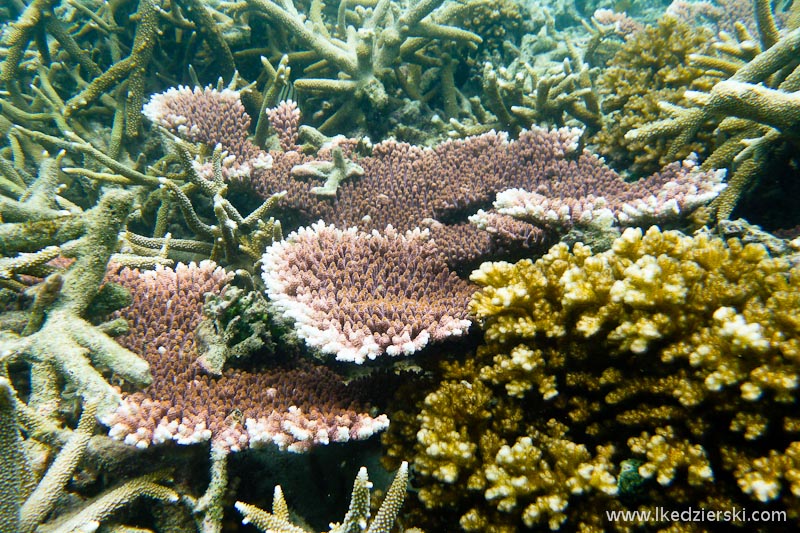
xmin=626 ymin=2 xmax=800 ymax=219
xmin=449 ymin=47 xmax=602 ymax=138
xmin=236 ymin=462 xmax=409 ymax=533
xmin=244 ymin=0 xmax=481 ymax=133
xmin=7 ymin=103 xmax=285 ymax=271
xmin=0 ymin=187 xmax=151 ymax=418
xmin=0 ymin=0 xmax=236 ymax=149
xmin=591 ymin=15 xmax=718 ymax=177
xmin=0 ymin=377 xmax=179 ymax=533
xmin=384 ymin=226 xmax=800 ymax=531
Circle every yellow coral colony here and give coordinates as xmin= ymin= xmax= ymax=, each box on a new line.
xmin=390 ymin=226 xmax=799 ymax=531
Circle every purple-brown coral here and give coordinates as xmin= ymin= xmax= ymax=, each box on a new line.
xmin=266 ymin=100 xmax=301 ymax=152
xmin=145 ymin=87 xmax=723 ymax=266
xmin=473 ymin=153 xmax=726 ymax=235
xmin=142 ymin=86 xmax=272 ymax=179
xmin=256 ymin=128 xmax=722 ymax=264
xmin=101 ymin=261 xmax=388 ymax=452
xmin=261 ymin=223 xmax=475 ymax=364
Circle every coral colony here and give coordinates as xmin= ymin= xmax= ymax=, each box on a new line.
xmin=1 ymin=0 xmax=800 ymax=532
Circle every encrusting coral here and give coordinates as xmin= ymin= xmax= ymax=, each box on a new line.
xmin=383 ymin=226 xmax=800 ymax=531
xmin=236 ymin=462 xmax=410 ymax=533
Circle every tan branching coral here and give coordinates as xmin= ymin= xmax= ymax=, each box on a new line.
xmin=450 ymin=45 xmax=601 ymax=138
xmin=384 ymin=226 xmax=800 ymax=531
xmin=244 ymin=0 xmax=481 ymax=132
xmin=0 ymin=377 xmax=178 ymax=533
xmin=592 ymin=16 xmax=718 ymax=177
xmin=626 ymin=4 xmax=800 ymax=219
xmin=236 ymin=462 xmax=409 ymax=533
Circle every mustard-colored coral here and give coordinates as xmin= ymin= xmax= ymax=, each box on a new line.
xmin=626 ymin=4 xmax=800 ymax=220
xmin=482 ymin=421 xmax=617 ymax=530
xmin=384 ymin=226 xmax=800 ymax=531
xmin=592 ymin=16 xmax=718 ymax=177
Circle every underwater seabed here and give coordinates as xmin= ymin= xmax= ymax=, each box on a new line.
xmin=2 ymin=0 xmax=800 ymax=531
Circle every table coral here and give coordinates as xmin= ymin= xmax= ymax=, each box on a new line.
xmin=147 ymin=86 xmax=723 ymax=268
xmin=384 ymin=226 xmax=800 ymax=531
xmin=102 ymin=261 xmax=389 ymax=453
xmin=262 ymin=222 xmax=474 ymax=363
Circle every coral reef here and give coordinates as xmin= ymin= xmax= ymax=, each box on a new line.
xmin=384 ymin=226 xmax=800 ymax=531
xmin=236 ymin=462 xmax=409 ymax=533
xmin=591 ymin=16 xmax=718 ymax=177
xmin=627 ymin=2 xmax=800 ymax=220
xmin=103 ymin=261 xmax=389 ymax=453
xmin=3 ymin=1 xmax=799 ymax=531
xmin=262 ymin=222 xmax=474 ymax=363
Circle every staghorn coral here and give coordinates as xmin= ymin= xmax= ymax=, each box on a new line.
xmin=262 ymin=222 xmax=474 ymax=363
xmin=0 ymin=0 xmax=238 ymax=147
xmin=0 ymin=377 xmax=179 ymax=533
xmin=626 ymin=2 xmax=800 ymax=220
xmin=0 ymin=186 xmax=151 ymax=418
xmin=384 ymin=226 xmax=800 ymax=531
xmin=9 ymin=88 xmax=286 ymax=271
xmin=236 ymin=462 xmax=409 ymax=533
xmin=591 ymin=16 xmax=718 ymax=178
xmin=448 ymin=49 xmax=602 ymax=138
xmin=244 ymin=0 xmax=481 ymax=135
